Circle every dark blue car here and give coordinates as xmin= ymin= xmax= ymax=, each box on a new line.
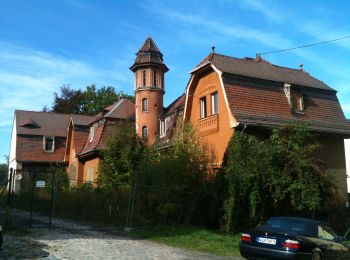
xmin=239 ymin=217 xmax=350 ymax=259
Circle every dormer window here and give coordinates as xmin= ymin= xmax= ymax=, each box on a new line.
xmin=43 ymin=137 xmax=55 ymax=152
xmin=142 ymin=98 xmax=148 ymax=111
xmin=89 ymin=124 xmax=97 ymax=142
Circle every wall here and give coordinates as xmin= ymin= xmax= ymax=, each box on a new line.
xmin=83 ymin=157 xmax=100 ymax=184
xmin=185 ymin=70 xmax=234 ymax=164
xmin=345 ymin=139 xmax=350 ymax=193
xmin=317 ymin=134 xmax=348 ymax=206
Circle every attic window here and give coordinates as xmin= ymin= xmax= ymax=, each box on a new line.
xmin=43 ymin=137 xmax=55 ymax=153
xmin=293 ymin=91 xmax=304 ymax=114
xmin=89 ymin=124 xmax=97 ymax=142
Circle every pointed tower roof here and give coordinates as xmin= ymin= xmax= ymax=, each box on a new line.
xmin=130 ymin=37 xmax=169 ymax=72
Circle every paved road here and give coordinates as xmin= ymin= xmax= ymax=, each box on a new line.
xmin=1 ymin=211 xmax=243 ymax=259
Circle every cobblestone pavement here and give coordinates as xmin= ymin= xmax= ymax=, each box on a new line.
xmin=0 ymin=212 xmax=243 ymax=260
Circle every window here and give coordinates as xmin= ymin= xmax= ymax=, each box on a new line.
xmin=318 ymin=225 xmax=337 ymax=240
xmin=143 ymin=70 xmax=146 ymax=86
xmin=211 ymin=92 xmax=218 ymax=114
xmin=142 ymin=98 xmax=148 ymax=111
xmin=153 ymin=70 xmax=158 ymax=86
xmin=89 ymin=125 xmax=95 ymax=142
xmin=69 ymin=164 xmax=76 ymax=181
xmin=200 ymin=96 xmax=207 ymax=118
xmin=43 ymin=137 xmax=55 ymax=152
xmin=142 ymin=126 xmax=148 ymax=140
xmin=159 ymin=119 xmax=166 ymax=137
xmin=87 ymin=168 xmax=94 ymax=183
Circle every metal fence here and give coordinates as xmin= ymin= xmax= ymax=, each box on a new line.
xmin=1 ymin=168 xmax=220 ymax=231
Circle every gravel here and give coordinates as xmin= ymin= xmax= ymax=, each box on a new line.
xmin=0 ymin=211 xmax=243 ymax=260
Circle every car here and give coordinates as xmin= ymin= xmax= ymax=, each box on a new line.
xmin=0 ymin=225 xmax=2 ymax=248
xmin=239 ymin=216 xmax=350 ymax=259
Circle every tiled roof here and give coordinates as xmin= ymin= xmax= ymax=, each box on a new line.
xmin=16 ymin=135 xmax=66 ymax=162
xmin=224 ymin=82 xmax=350 ymax=135
xmin=93 ymin=99 xmax=135 ymax=122
xmin=71 ymin=114 xmax=95 ymax=126
xmin=130 ymin=37 xmax=168 ymax=72
xmin=162 ymin=94 xmax=186 ymax=117
xmin=195 ymin=53 xmax=334 ymax=91
xmin=16 ymin=110 xmax=70 ymax=137
xmin=73 ymin=129 xmax=89 ymax=154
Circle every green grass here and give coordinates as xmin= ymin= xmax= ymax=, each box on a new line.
xmin=127 ymin=226 xmax=241 ymax=258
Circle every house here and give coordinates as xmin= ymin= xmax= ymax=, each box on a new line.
xmin=8 ymin=110 xmax=70 ymax=191
xmin=64 ymin=98 xmax=135 ymax=184
xmin=64 ymin=114 xmax=95 ymax=185
xmin=183 ymin=51 xmax=350 ymax=204
xmin=345 ymin=136 xmax=350 ymax=198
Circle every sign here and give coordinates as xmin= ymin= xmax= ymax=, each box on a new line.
xmin=36 ymin=180 xmax=46 ymax=188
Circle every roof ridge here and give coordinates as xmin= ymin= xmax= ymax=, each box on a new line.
xmin=16 ymin=110 xmax=70 ymax=116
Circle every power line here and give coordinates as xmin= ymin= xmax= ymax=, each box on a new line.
xmin=258 ymin=35 xmax=350 ymax=56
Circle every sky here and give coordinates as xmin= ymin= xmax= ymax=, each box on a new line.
xmin=1 ymin=0 xmax=350 ymax=163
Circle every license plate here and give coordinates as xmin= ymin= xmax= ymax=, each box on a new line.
xmin=256 ymin=237 xmax=276 ymax=245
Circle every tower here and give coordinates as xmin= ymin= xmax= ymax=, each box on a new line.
xmin=130 ymin=37 xmax=168 ymax=144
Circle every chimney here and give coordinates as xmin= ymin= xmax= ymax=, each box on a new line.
xmin=299 ymin=64 xmax=303 ymax=71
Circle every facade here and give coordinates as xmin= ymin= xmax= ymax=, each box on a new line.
xmin=65 ymin=98 xmax=135 ymax=185
xmin=345 ymin=138 xmax=350 ymax=194
xmin=183 ymin=52 xmax=350 ymax=204
xmin=8 ymin=37 xmax=350 ymax=203
xmin=8 ymin=110 xmax=70 ymax=191
xmin=130 ymin=37 xmax=168 ymax=145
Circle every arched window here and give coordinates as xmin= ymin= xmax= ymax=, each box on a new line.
xmin=143 ymin=70 xmax=146 ymax=86
xmin=142 ymin=98 xmax=148 ymax=111
xmin=153 ymin=70 xmax=158 ymax=86
xmin=142 ymin=126 xmax=148 ymax=140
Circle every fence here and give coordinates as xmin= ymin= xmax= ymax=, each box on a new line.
xmin=1 ymin=168 xmax=221 ymax=231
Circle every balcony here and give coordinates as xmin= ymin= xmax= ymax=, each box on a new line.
xmin=198 ymin=114 xmax=219 ymax=136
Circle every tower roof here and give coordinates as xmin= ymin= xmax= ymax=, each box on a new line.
xmin=130 ymin=37 xmax=169 ymax=72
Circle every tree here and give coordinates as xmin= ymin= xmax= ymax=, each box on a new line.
xmin=0 ymin=164 xmax=8 ymax=185
xmin=222 ymin=123 xmax=333 ymax=233
xmin=49 ymin=84 xmax=134 ymax=115
xmin=98 ymin=121 xmax=144 ymax=188
xmin=52 ymin=84 xmax=84 ymax=114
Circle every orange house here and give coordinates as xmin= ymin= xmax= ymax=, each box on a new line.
xmin=64 ymin=99 xmax=135 ymax=185
xmin=184 ymin=52 xmax=350 ymax=203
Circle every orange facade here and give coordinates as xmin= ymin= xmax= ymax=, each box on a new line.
xmin=185 ymin=69 xmax=235 ymax=164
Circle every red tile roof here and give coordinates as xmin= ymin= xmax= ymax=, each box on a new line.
xmin=224 ymin=82 xmax=350 ymax=134
xmin=71 ymin=114 xmax=95 ymax=126
xmin=195 ymin=53 xmax=334 ymax=91
xmin=16 ymin=110 xmax=70 ymax=137
xmin=16 ymin=135 xmax=66 ymax=162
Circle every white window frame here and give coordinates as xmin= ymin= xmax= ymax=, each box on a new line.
xmin=211 ymin=92 xmax=218 ymax=115
xmin=89 ymin=125 xmax=95 ymax=142
xmin=200 ymin=96 xmax=207 ymax=118
xmin=43 ymin=136 xmax=55 ymax=153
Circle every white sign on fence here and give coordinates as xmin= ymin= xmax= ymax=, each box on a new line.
xmin=36 ymin=180 xmax=46 ymax=188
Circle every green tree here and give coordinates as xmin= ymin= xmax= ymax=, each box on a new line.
xmin=0 ymin=163 xmax=8 ymax=184
xmin=52 ymin=84 xmax=84 ymax=114
xmin=81 ymin=85 xmax=118 ymax=115
xmin=222 ymin=123 xmax=333 ymax=233
xmin=98 ymin=121 xmax=144 ymax=188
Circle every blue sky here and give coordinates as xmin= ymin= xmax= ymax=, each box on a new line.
xmin=1 ymin=0 xmax=350 ymax=163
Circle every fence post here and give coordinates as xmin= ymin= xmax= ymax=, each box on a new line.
xmin=49 ymin=170 xmax=55 ymax=229
xmin=29 ymin=171 xmax=36 ymax=228
xmin=129 ymin=183 xmax=137 ymax=228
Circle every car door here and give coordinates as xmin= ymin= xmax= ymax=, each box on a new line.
xmin=317 ymin=224 xmax=349 ymax=259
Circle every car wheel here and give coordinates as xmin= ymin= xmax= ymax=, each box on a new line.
xmin=311 ymin=251 xmax=321 ymax=260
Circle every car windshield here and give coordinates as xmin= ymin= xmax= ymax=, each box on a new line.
xmin=263 ymin=218 xmax=308 ymax=235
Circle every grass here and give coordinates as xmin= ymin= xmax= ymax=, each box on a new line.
xmin=126 ymin=226 xmax=241 ymax=258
